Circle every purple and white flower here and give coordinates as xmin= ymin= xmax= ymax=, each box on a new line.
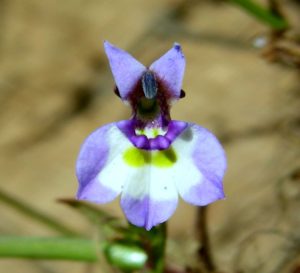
xmin=76 ymin=41 xmax=227 ymax=230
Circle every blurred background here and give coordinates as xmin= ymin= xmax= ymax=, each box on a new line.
xmin=0 ymin=0 xmax=300 ymax=272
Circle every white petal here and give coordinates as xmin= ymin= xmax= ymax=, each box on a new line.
xmin=172 ymin=124 xmax=226 ymax=205
xmin=120 ymin=149 xmax=179 ymax=230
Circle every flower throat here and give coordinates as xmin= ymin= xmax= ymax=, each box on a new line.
xmin=130 ymin=70 xmax=171 ymax=130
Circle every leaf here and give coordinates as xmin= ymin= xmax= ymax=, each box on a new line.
xmin=58 ymin=198 xmax=121 ymax=228
xmin=0 ymin=236 xmax=98 ymax=261
xmin=0 ymin=188 xmax=79 ymax=236
xmin=229 ymin=0 xmax=289 ymax=30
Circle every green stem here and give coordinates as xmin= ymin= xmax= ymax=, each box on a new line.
xmin=150 ymin=223 xmax=167 ymax=273
xmin=196 ymin=206 xmax=215 ymax=272
xmin=0 ymin=236 xmax=99 ymax=261
xmin=228 ymin=0 xmax=289 ymax=30
xmin=0 ymin=189 xmax=79 ymax=236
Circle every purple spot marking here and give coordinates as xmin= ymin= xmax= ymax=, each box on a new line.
xmin=117 ymin=120 xmax=188 ymax=150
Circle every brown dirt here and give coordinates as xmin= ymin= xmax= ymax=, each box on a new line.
xmin=0 ymin=0 xmax=299 ymax=272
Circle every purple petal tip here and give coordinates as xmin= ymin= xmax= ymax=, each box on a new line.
xmin=173 ymin=43 xmax=181 ymax=51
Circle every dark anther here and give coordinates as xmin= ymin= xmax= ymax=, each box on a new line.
xmin=180 ymin=89 xmax=186 ymax=98
xmin=141 ymin=70 xmax=157 ymax=99
xmin=114 ymin=86 xmax=121 ymax=98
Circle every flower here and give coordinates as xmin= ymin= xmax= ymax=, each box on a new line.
xmin=76 ymin=41 xmax=227 ymax=230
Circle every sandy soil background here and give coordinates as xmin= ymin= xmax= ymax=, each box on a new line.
xmin=0 ymin=0 xmax=300 ymax=272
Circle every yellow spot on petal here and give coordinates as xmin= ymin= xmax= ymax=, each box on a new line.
xmin=123 ymin=147 xmax=150 ymax=167
xmin=153 ymin=129 xmax=159 ymax=137
xmin=123 ymin=147 xmax=177 ymax=168
xmin=135 ymin=129 xmax=145 ymax=136
xmin=153 ymin=148 xmax=177 ymax=167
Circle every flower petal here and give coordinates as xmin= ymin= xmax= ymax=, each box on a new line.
xmin=171 ymin=123 xmax=226 ymax=206
xmin=120 ymin=149 xmax=179 ymax=230
xmin=117 ymin=120 xmax=188 ymax=150
xmin=76 ymin=123 xmax=133 ymax=203
xmin=149 ymin=43 xmax=185 ymax=99
xmin=121 ymin=195 xmax=178 ymax=231
xmin=104 ymin=41 xmax=146 ymax=100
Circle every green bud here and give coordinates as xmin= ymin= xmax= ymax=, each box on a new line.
xmin=104 ymin=243 xmax=147 ymax=271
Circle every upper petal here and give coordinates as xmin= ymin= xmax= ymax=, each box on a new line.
xmin=149 ymin=43 xmax=185 ymax=99
xmin=104 ymin=41 xmax=146 ymax=100
xmin=172 ymin=123 xmax=227 ymax=205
